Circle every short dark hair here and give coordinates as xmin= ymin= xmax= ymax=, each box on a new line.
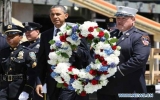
xmin=50 ymin=5 xmax=67 ymax=13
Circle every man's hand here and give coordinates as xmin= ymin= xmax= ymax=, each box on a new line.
xmin=36 ymin=84 xmax=43 ymax=97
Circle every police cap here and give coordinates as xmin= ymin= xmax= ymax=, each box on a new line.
xmin=107 ymin=18 xmax=116 ymax=27
xmin=3 ymin=24 xmax=25 ymax=36
xmin=115 ymin=6 xmax=138 ymax=17
xmin=22 ymin=22 xmax=42 ymax=31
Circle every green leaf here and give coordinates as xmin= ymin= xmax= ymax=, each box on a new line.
xmin=66 ymin=25 xmax=72 ymax=30
xmin=93 ymin=38 xmax=100 ymax=44
xmin=95 ymin=59 xmax=100 ymax=64
xmin=109 ymin=38 xmax=118 ymax=43
xmin=87 ymin=39 xmax=92 ymax=44
xmin=56 ymin=51 xmax=61 ymax=55
xmin=96 ymin=27 xmax=101 ymax=32
xmin=56 ymin=83 xmax=63 ymax=88
xmin=71 ymin=45 xmax=77 ymax=50
xmin=104 ymin=33 xmax=109 ymax=39
xmin=49 ymin=40 xmax=55 ymax=45
xmin=61 ymin=52 xmax=69 ymax=58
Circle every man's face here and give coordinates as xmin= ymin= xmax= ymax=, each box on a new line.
xmin=25 ymin=30 xmax=39 ymax=41
xmin=6 ymin=33 xmax=22 ymax=47
xmin=116 ymin=16 xmax=135 ymax=32
xmin=50 ymin=7 xmax=68 ymax=28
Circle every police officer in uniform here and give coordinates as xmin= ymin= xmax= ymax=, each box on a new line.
xmin=0 ymin=24 xmax=37 ymax=100
xmin=21 ymin=22 xmax=42 ymax=56
xmin=0 ymin=22 xmax=9 ymax=51
xmin=21 ymin=22 xmax=43 ymax=100
xmin=97 ymin=6 xmax=151 ymax=100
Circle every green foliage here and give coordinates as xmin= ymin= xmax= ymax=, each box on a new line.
xmin=61 ymin=52 xmax=69 ymax=58
xmin=56 ymin=83 xmax=63 ymax=88
xmin=49 ymin=40 xmax=55 ymax=45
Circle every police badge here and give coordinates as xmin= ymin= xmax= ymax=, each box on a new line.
xmin=17 ymin=51 xmax=24 ymax=59
xmin=29 ymin=52 xmax=36 ymax=60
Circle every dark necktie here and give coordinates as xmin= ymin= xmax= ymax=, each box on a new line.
xmin=55 ymin=29 xmax=60 ymax=36
xmin=117 ymin=31 xmax=123 ymax=39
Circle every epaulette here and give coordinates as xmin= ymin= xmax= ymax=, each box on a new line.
xmin=134 ymin=29 xmax=148 ymax=36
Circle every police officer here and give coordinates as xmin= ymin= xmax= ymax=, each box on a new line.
xmin=21 ymin=22 xmax=43 ymax=100
xmin=0 ymin=24 xmax=37 ymax=100
xmin=21 ymin=22 xmax=42 ymax=56
xmin=97 ymin=6 xmax=151 ymax=100
xmin=0 ymin=22 xmax=9 ymax=51
xmin=106 ymin=18 xmax=122 ymax=39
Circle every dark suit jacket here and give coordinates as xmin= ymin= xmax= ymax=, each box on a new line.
xmin=37 ymin=25 xmax=91 ymax=99
xmin=97 ymin=27 xmax=151 ymax=95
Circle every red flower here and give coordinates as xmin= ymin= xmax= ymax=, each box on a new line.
xmin=50 ymin=69 xmax=53 ymax=72
xmin=60 ymin=33 xmax=68 ymax=42
xmin=68 ymin=66 xmax=75 ymax=71
xmin=112 ymin=45 xmax=117 ymax=50
xmin=103 ymin=71 xmax=109 ymax=75
xmin=63 ymin=82 xmax=68 ymax=87
xmin=74 ymin=74 xmax=78 ymax=80
xmin=88 ymin=27 xmax=94 ymax=32
xmin=91 ymin=79 xmax=98 ymax=85
xmin=89 ymin=70 xmax=97 ymax=76
xmin=80 ymin=91 xmax=86 ymax=96
xmin=87 ymin=34 xmax=94 ymax=40
xmin=98 ymin=31 xmax=104 ymax=38
xmin=94 ymin=54 xmax=100 ymax=59
xmin=97 ymin=71 xmax=103 ymax=75
xmin=99 ymin=56 xmax=104 ymax=62
xmin=50 ymin=49 xmax=54 ymax=52
xmin=94 ymin=26 xmax=98 ymax=28
xmin=102 ymin=61 xmax=108 ymax=66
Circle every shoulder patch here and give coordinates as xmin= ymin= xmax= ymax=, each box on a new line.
xmin=29 ymin=52 xmax=36 ymax=60
xmin=141 ymin=35 xmax=150 ymax=46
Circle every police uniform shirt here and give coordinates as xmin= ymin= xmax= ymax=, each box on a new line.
xmin=0 ymin=44 xmax=37 ymax=98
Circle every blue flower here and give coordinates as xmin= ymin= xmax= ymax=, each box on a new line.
xmin=85 ymin=65 xmax=91 ymax=72
xmin=104 ymin=48 xmax=114 ymax=55
xmin=69 ymin=78 xmax=75 ymax=84
xmin=51 ymin=72 xmax=59 ymax=78
xmin=72 ymin=25 xmax=79 ymax=33
xmin=71 ymin=33 xmax=78 ymax=41
xmin=68 ymin=85 xmax=75 ymax=90
xmin=100 ymin=37 xmax=106 ymax=42
xmin=99 ymin=66 xmax=108 ymax=71
xmin=55 ymin=41 xmax=62 ymax=48
xmin=51 ymin=65 xmax=56 ymax=70
xmin=109 ymin=63 xmax=116 ymax=68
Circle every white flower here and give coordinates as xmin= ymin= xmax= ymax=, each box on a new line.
xmin=72 ymin=80 xmax=83 ymax=91
xmin=114 ymin=50 xmax=120 ymax=56
xmin=106 ymin=67 xmax=117 ymax=78
xmin=100 ymin=79 xmax=109 ymax=86
xmin=54 ymin=76 xmax=64 ymax=83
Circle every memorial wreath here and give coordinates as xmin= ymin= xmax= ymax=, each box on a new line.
xmin=48 ymin=21 xmax=121 ymax=96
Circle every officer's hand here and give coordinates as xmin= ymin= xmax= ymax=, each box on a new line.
xmin=36 ymin=84 xmax=43 ymax=97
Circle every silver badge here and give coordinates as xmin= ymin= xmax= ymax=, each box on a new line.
xmin=122 ymin=37 xmax=124 ymax=40
xmin=25 ymin=22 xmax=28 ymax=26
xmin=29 ymin=52 xmax=36 ymax=60
xmin=126 ymin=33 xmax=129 ymax=36
xmin=35 ymin=44 xmax=40 ymax=48
xmin=17 ymin=51 xmax=24 ymax=59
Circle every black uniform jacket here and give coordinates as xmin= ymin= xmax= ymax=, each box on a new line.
xmin=0 ymin=45 xmax=37 ymax=98
xmin=0 ymin=33 xmax=9 ymax=51
xmin=36 ymin=25 xmax=91 ymax=99
xmin=21 ymin=38 xmax=40 ymax=56
xmin=98 ymin=27 xmax=151 ymax=95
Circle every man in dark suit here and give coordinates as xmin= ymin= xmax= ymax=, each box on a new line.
xmin=97 ymin=6 xmax=151 ymax=100
xmin=35 ymin=5 xmax=91 ymax=100
xmin=0 ymin=22 xmax=9 ymax=51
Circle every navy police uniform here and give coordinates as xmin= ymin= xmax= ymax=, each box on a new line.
xmin=21 ymin=22 xmax=42 ymax=100
xmin=21 ymin=22 xmax=42 ymax=55
xmin=0 ymin=24 xmax=37 ymax=100
xmin=97 ymin=6 xmax=151 ymax=100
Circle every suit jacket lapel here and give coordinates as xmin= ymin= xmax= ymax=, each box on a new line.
xmin=116 ymin=27 xmax=136 ymax=45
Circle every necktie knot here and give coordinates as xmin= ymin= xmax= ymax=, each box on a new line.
xmin=55 ymin=29 xmax=60 ymax=36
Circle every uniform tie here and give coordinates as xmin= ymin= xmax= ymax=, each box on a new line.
xmin=117 ymin=31 xmax=123 ymax=39
xmin=55 ymin=29 xmax=60 ymax=36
